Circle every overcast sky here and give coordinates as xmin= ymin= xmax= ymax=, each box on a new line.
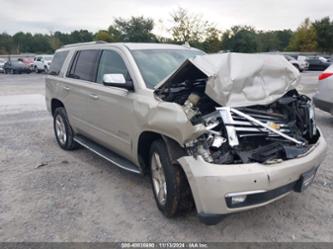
xmin=1 ymin=0 xmax=332 ymax=36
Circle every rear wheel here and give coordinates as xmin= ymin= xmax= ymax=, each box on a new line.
xmin=53 ymin=107 xmax=79 ymax=150
xmin=149 ymin=139 xmax=193 ymax=217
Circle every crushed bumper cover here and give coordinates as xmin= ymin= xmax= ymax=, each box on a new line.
xmin=178 ymin=134 xmax=327 ymax=224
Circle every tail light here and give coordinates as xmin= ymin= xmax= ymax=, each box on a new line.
xmin=319 ymin=72 xmax=333 ymax=80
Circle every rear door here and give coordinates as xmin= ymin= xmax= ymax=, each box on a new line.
xmin=60 ymin=49 xmax=102 ymax=135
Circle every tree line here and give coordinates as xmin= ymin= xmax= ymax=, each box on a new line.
xmin=0 ymin=8 xmax=332 ymax=55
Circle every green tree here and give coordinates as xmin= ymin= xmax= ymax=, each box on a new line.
xmin=313 ymin=17 xmax=333 ymax=53
xmin=13 ymin=32 xmax=31 ymax=53
xmin=275 ymin=30 xmax=293 ymax=51
xmin=256 ymin=30 xmax=293 ymax=52
xmin=107 ymin=25 xmax=122 ymax=42
xmin=201 ymin=27 xmax=222 ymax=53
xmin=170 ymin=7 xmax=210 ymax=44
xmin=287 ymin=18 xmax=317 ymax=52
xmin=0 ymin=33 xmax=14 ymax=54
xmin=68 ymin=30 xmax=94 ymax=44
xmin=49 ymin=33 xmax=62 ymax=50
xmin=54 ymin=31 xmax=71 ymax=45
xmin=222 ymin=26 xmax=258 ymax=53
xmin=95 ymin=30 xmax=111 ymax=42
xmin=31 ymin=34 xmax=52 ymax=53
xmin=113 ymin=16 xmax=157 ymax=42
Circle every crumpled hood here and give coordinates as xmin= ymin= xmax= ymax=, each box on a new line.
xmin=154 ymin=52 xmax=301 ymax=107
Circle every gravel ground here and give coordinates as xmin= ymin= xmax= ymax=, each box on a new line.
xmin=0 ymin=72 xmax=332 ymax=242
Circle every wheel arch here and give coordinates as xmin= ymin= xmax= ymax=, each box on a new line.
xmin=137 ymin=131 xmax=187 ymax=174
xmin=51 ymin=98 xmax=65 ymax=116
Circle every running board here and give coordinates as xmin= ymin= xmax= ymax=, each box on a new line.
xmin=74 ymin=135 xmax=142 ymax=174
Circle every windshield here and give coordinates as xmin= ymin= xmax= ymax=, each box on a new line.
xmin=132 ymin=49 xmax=205 ymax=89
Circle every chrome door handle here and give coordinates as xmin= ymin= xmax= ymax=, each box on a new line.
xmin=63 ymin=86 xmax=70 ymax=91
xmin=89 ymin=94 xmax=99 ymax=100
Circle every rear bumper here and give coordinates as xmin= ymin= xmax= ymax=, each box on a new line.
xmin=178 ymin=134 xmax=327 ymax=222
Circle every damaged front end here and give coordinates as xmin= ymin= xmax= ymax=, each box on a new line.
xmin=186 ymin=90 xmax=319 ymax=164
xmin=154 ymin=53 xmax=320 ymax=165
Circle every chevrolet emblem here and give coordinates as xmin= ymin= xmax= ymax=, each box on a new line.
xmin=268 ymin=122 xmax=281 ymax=130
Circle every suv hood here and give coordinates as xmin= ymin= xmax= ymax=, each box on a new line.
xmin=154 ymin=53 xmax=300 ymax=107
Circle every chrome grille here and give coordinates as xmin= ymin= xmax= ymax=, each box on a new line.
xmin=217 ymin=107 xmax=304 ymax=147
xmin=230 ymin=108 xmax=291 ymax=138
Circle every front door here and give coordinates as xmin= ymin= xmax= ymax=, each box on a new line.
xmin=83 ymin=49 xmax=136 ymax=159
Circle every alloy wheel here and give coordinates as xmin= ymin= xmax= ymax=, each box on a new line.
xmin=55 ymin=115 xmax=67 ymax=145
xmin=151 ymin=152 xmax=167 ymax=206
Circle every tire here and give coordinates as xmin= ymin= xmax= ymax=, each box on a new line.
xmin=44 ymin=66 xmax=49 ymax=74
xmin=53 ymin=107 xmax=79 ymax=150
xmin=34 ymin=66 xmax=39 ymax=73
xmin=149 ymin=139 xmax=193 ymax=217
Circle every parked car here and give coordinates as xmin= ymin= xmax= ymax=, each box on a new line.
xmin=296 ymin=55 xmax=310 ymax=71
xmin=306 ymin=56 xmax=331 ymax=71
xmin=33 ymin=55 xmax=53 ymax=73
xmin=284 ymin=55 xmax=306 ymax=72
xmin=0 ymin=58 xmax=5 ymax=73
xmin=46 ymin=42 xmax=326 ymax=225
xmin=313 ymin=64 xmax=333 ymax=114
xmin=323 ymin=56 xmax=333 ymax=63
xmin=18 ymin=57 xmax=34 ymax=70
xmin=3 ymin=59 xmax=31 ymax=74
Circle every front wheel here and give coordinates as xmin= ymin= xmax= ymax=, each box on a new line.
xmin=53 ymin=107 xmax=79 ymax=150
xmin=149 ymin=140 xmax=193 ymax=217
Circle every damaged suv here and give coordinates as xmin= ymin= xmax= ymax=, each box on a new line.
xmin=46 ymin=42 xmax=327 ymax=225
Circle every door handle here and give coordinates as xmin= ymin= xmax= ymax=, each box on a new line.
xmin=63 ymin=86 xmax=70 ymax=91
xmin=89 ymin=94 xmax=99 ymax=100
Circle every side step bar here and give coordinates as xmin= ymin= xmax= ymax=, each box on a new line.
xmin=74 ymin=135 xmax=142 ymax=174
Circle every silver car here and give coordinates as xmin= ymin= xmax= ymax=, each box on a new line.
xmin=313 ymin=64 xmax=333 ymax=114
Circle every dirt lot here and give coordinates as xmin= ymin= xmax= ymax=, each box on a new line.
xmin=0 ymin=72 xmax=332 ymax=242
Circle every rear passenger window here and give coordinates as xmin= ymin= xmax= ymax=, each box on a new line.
xmin=68 ymin=50 xmax=100 ymax=82
xmin=96 ymin=50 xmax=130 ymax=83
xmin=49 ymin=51 xmax=69 ymax=76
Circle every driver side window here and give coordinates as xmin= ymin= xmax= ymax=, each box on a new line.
xmin=96 ymin=50 xmax=130 ymax=84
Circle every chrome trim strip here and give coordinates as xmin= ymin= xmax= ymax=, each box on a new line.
xmin=225 ymin=189 xmax=266 ymax=198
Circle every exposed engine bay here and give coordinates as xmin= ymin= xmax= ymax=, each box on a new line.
xmin=156 ymin=79 xmax=320 ymax=165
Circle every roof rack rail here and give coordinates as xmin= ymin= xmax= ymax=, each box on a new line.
xmin=61 ymin=41 xmax=107 ymax=48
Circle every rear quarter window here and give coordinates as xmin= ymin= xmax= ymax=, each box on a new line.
xmin=49 ymin=51 xmax=69 ymax=76
xmin=68 ymin=50 xmax=100 ymax=82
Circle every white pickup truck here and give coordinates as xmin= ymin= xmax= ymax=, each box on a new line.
xmin=33 ymin=55 xmax=53 ymax=73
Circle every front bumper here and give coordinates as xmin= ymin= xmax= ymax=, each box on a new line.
xmin=178 ymin=134 xmax=327 ymax=221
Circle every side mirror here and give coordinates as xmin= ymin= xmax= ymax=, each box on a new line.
xmin=103 ymin=74 xmax=133 ymax=90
